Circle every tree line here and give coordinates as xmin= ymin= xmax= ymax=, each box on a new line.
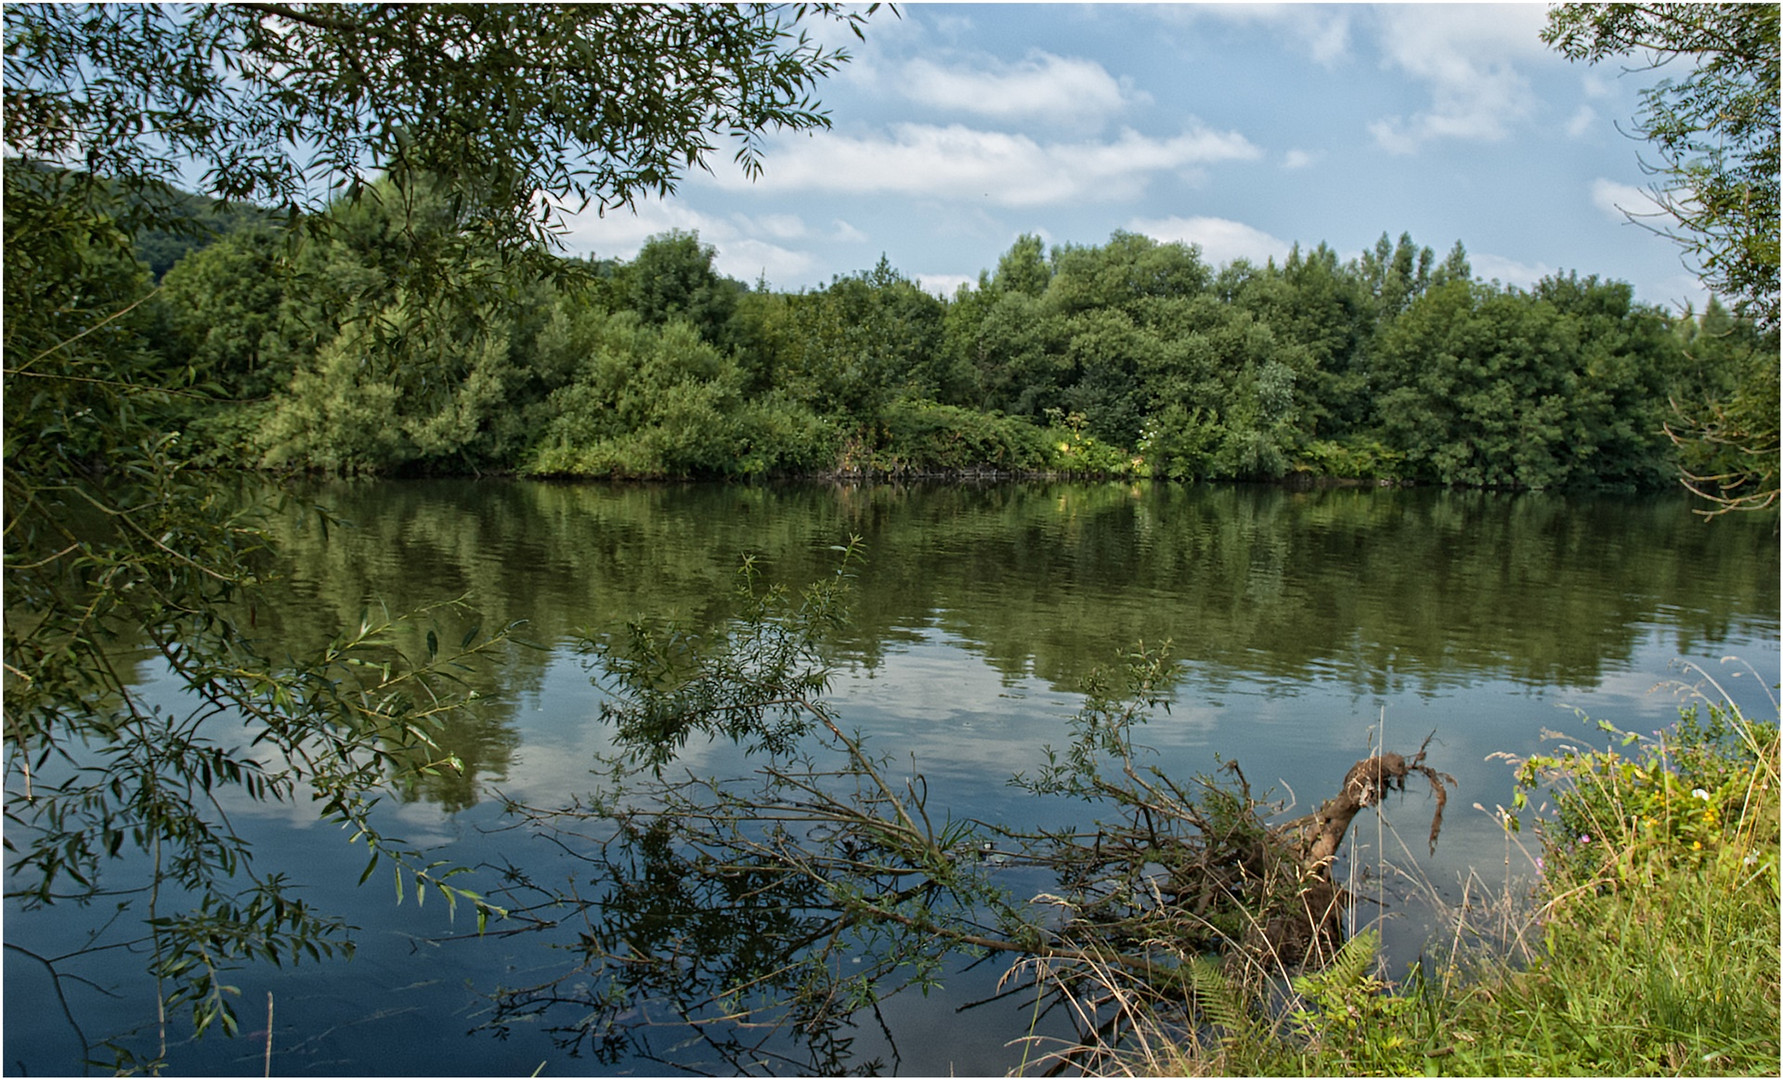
xmin=117 ymin=170 xmax=1760 ymax=492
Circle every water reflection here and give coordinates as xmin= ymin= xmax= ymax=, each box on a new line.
xmin=256 ymin=481 xmax=1776 ymax=1073
xmin=6 ymin=479 xmax=1772 ymax=1077
xmin=260 ymin=480 xmax=1776 ymax=692
xmin=477 ymin=810 xmax=905 ymax=1076
xmin=225 ymin=481 xmax=1769 ymax=814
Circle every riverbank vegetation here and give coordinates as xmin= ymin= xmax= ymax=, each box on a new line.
xmin=484 ymin=546 xmax=1778 ymax=1076
xmin=1138 ymin=690 xmax=1780 ymax=1077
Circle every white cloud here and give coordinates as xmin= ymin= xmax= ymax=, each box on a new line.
xmin=1127 ymin=215 xmax=1291 ymax=268
xmin=1294 ymin=9 xmax=1353 ymax=67
xmin=718 ymin=238 xmax=817 ymax=287
xmin=1367 ymin=5 xmax=1551 ymax=154
xmin=720 ymin=122 xmax=1261 ymax=206
xmin=1566 ymin=105 xmax=1598 ymax=138
xmin=555 ymin=198 xmax=711 ymax=256
xmin=1590 ymin=177 xmax=1666 ymax=223
xmin=1282 ymin=149 xmax=1319 ymax=170
xmin=554 ymin=198 xmax=816 ymax=287
xmin=901 ymin=51 xmax=1137 ymax=126
xmin=914 ymin=273 xmax=975 ymax=299
xmin=830 ymin=219 xmax=870 ymax=244
xmin=1581 ymin=71 xmax=1618 ymax=99
xmin=1470 ymin=251 xmax=1554 ymax=288
xmin=929 ymin=13 xmax=975 ymax=41
xmin=732 ymin=212 xmax=808 ymax=240
xmin=1173 ymin=5 xmax=1354 ymax=67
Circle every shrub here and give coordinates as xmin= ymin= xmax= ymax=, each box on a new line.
xmin=1514 ymin=702 xmax=1780 ymax=889
xmin=867 ymin=399 xmax=1049 ymax=474
xmin=1145 ymin=697 xmax=1780 ymax=1077
xmin=1042 ymin=409 xmax=1145 ymax=477
xmin=1138 ymin=404 xmax=1221 ymax=481
xmin=1297 ymin=438 xmax=1406 ymax=481
xmin=525 ymin=315 xmax=835 ymax=479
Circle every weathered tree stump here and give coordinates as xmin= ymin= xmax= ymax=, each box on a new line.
xmin=1095 ymin=740 xmax=1455 ymax=969
xmin=1267 ymin=738 xmax=1454 ymax=962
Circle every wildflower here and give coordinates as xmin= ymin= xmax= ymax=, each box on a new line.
xmin=1692 ymin=840 xmax=1703 ymax=850
xmin=1692 ymin=787 xmax=1710 ymax=801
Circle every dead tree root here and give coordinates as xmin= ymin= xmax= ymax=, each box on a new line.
xmin=1067 ymin=738 xmax=1456 ymax=971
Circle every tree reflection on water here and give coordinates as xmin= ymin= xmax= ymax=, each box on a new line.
xmin=458 ymin=545 xmax=1466 ymax=1076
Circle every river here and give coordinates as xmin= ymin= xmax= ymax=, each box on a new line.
xmin=5 ymin=479 xmax=1777 ymax=1076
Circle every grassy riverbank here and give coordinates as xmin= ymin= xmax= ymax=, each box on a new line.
xmin=1146 ymin=691 xmax=1781 ymax=1077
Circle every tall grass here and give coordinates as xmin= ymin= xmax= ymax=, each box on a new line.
xmin=1455 ymin=688 xmax=1781 ymax=1077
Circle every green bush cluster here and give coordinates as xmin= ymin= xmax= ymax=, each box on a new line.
xmin=855 ymin=399 xmax=1049 ymax=475
xmin=1296 ymin=437 xmax=1406 ymax=481
xmin=1519 ymin=705 xmax=1779 ymax=882
xmin=1044 ymin=408 xmax=1147 ymax=477
xmin=522 ymin=314 xmax=834 ymax=479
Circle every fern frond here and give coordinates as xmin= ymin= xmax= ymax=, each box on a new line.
xmin=1294 ymin=927 xmax=1381 ymax=1002
xmin=1187 ymin=955 xmax=1254 ymax=1040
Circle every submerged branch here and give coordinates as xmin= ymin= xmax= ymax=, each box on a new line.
xmin=469 ymin=548 xmax=1456 ymax=1070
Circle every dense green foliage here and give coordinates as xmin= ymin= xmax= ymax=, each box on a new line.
xmin=16 ymin=4 xmax=1761 ymax=493
xmin=129 ymin=193 xmax=1759 ymax=491
xmin=5 ymin=1 xmax=1774 ymax=1070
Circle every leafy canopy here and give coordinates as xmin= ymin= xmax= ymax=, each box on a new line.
xmin=4 ymin=3 xmax=872 ymax=250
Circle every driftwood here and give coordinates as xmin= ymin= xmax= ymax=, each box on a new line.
xmin=1296 ymin=739 xmax=1455 ymax=867
xmin=1269 ymin=735 xmax=1455 ymax=962
xmin=1048 ymin=737 xmax=1457 ymax=973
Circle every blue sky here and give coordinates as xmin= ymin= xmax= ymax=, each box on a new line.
xmin=557 ymin=3 xmax=1706 ymax=313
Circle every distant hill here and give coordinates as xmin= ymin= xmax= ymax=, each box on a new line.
xmin=129 ymin=184 xmax=280 ymax=278
xmin=5 ymin=158 xmax=278 ymax=277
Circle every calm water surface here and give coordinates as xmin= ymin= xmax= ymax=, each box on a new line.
xmin=6 ymin=479 xmax=1777 ymax=1076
